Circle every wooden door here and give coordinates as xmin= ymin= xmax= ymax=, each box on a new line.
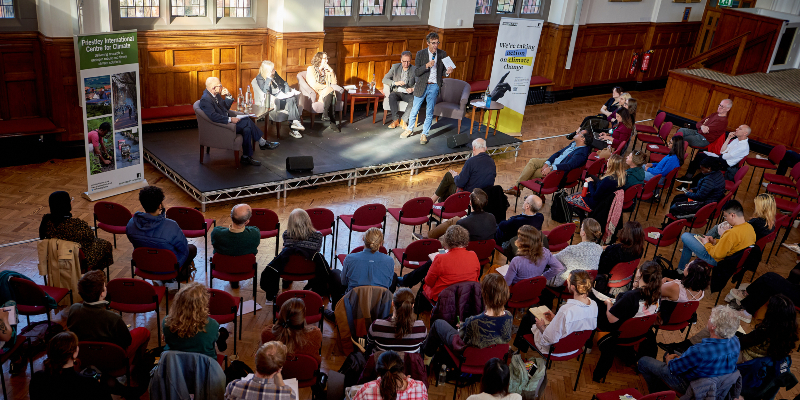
xmin=693 ymin=8 xmax=722 ymax=56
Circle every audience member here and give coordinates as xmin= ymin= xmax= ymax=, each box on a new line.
xmin=420 ymin=188 xmax=496 ymax=241
xmin=676 ymin=200 xmax=756 ymax=272
xmin=383 ymin=51 xmax=417 ymax=130
xmin=706 ymin=193 xmax=776 ymax=241
xmin=432 ymin=139 xmax=496 ymax=202
xmin=255 ymin=60 xmax=304 ymax=138
xmin=678 ymin=125 xmax=750 ymax=183
xmin=495 ymin=194 xmax=544 ymax=248
xmin=505 ymin=130 xmax=592 ymax=197
xmin=675 ymin=99 xmax=732 ymax=149
xmin=549 ymin=218 xmax=603 ymax=287
xmin=594 ymin=221 xmax=644 ymax=294
xmin=39 ymin=191 xmax=113 ymax=273
xmin=29 ymin=332 xmax=112 ymax=400
xmin=332 ymin=228 xmax=397 ymax=307
xmin=422 ymin=274 xmax=512 ymax=362
xmin=643 ymin=136 xmax=684 ymax=188
xmin=728 ymin=272 xmax=800 ymax=324
xmin=637 ymin=305 xmax=740 ymax=394
xmin=597 ymin=107 xmax=634 ymax=153
xmin=367 ymin=288 xmax=428 ymax=354
xmin=660 ymin=259 xmax=710 ymax=303
xmin=514 ymin=269 xmax=597 ymax=356
xmin=466 ymin=358 xmax=522 ymax=400
xmin=671 ymin=156 xmax=726 ymax=205
xmin=283 ymin=209 xmax=323 ymax=252
xmin=502 ymin=226 xmax=564 ymax=287
xmin=599 ymin=86 xmax=624 ymax=118
xmin=623 ymin=150 xmax=646 ymax=189
xmin=352 ymin=350 xmax=428 ymax=400
xmin=261 ymin=298 xmax=322 ymax=363
xmin=593 ymin=261 xmax=662 ymax=382
xmin=210 ymin=203 xmax=260 ymax=289
xmin=225 ymin=341 xmax=296 ymax=400
xmin=163 ymin=282 xmax=219 ymax=359
xmin=566 ymin=154 xmax=626 ymax=213
xmin=126 ymin=185 xmax=195 ymax=282
xmin=306 ymin=51 xmax=340 ymax=132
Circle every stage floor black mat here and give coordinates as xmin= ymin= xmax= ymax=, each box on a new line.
xmin=143 ymin=113 xmax=521 ymax=193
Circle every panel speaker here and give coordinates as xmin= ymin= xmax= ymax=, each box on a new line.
xmin=286 ymin=156 xmax=314 ymax=172
xmin=447 ymin=134 xmax=470 ymax=149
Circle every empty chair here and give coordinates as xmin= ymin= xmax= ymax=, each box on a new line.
xmin=635 ymin=111 xmax=666 ymax=135
xmin=746 ymin=144 xmax=786 ymax=194
xmin=656 ymin=300 xmax=700 ymax=340
xmin=210 ymin=253 xmax=257 ymax=307
xmin=466 ymin=239 xmax=496 ymax=276
xmin=387 ymin=197 xmax=434 ymax=248
xmin=597 ymin=313 xmax=659 ymax=383
xmin=764 ymin=161 xmax=800 ymax=188
xmin=562 ymin=166 xmax=586 ymax=193
xmin=727 ymin=164 xmax=749 ymax=201
xmin=663 ymin=202 xmax=717 ymax=234
xmin=336 ymin=203 xmax=386 ymax=253
xmin=248 ymin=208 xmax=280 ymax=257
xmin=517 ymin=170 xmax=565 ymax=212
xmin=643 ymin=219 xmax=686 ymax=262
xmin=392 ymin=238 xmax=442 ymax=276
xmin=657 ymin=167 xmax=681 ymax=208
xmin=208 ymin=288 xmax=242 ymax=354
xmin=10 ymin=277 xmax=72 ymax=324
xmin=522 ymin=329 xmax=594 ymax=391
xmin=431 ymin=191 xmax=471 ymax=225
xmin=433 ymin=78 xmax=470 ymax=135
xmin=606 ymin=259 xmax=641 ymax=291
xmin=507 ymin=276 xmax=546 ymax=317
xmin=633 ymin=173 xmax=662 ymax=221
xmin=105 ymin=278 xmax=166 ymax=346
xmin=166 ymin=206 xmax=215 ymax=272
xmin=281 ymin=353 xmax=326 ymax=398
xmin=544 ymin=223 xmax=576 ymax=252
xmin=93 ymin=201 xmax=132 ymax=248
xmin=131 ymin=247 xmax=182 ymax=288
xmin=637 ymin=117 xmax=671 ymax=152
xmin=623 ymin=184 xmax=642 ymax=220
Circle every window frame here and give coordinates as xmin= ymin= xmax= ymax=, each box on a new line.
xmin=324 ymin=0 xmax=430 ymax=27
xmin=0 ymin=0 xmax=38 ymax=31
xmin=473 ymin=0 xmax=549 ymax=23
xmin=111 ymin=0 xmax=258 ymax=31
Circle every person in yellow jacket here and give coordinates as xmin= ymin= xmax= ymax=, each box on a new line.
xmin=676 ymin=200 xmax=755 ymax=272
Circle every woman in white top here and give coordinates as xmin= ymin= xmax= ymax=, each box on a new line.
xmin=549 ymin=218 xmax=603 ymax=287
xmin=513 ymin=270 xmax=597 ymax=357
xmin=466 ymin=358 xmax=522 ymax=400
xmin=661 ymin=259 xmax=710 ymax=303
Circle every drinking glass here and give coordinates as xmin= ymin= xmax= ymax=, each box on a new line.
xmin=359 ymin=81 xmax=364 ymax=92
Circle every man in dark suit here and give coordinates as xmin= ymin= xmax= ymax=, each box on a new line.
xmin=198 ymin=77 xmax=278 ymax=166
xmin=401 ymin=32 xmax=453 ymax=145
xmin=505 ymin=130 xmax=593 ymax=196
xmin=382 ymin=51 xmax=417 ymax=130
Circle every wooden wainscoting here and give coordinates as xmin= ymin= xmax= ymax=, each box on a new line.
xmin=40 ymin=35 xmax=84 ymax=142
xmin=703 ymin=7 xmax=782 ymax=75
xmin=269 ymin=30 xmax=324 ymax=88
xmin=638 ymin=22 xmax=701 ymax=82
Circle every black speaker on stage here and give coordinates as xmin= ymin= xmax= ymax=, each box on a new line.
xmin=286 ymin=156 xmax=314 ymax=172
xmin=447 ymin=134 xmax=470 ymax=149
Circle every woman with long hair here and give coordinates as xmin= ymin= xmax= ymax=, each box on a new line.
xmin=283 ymin=209 xmax=323 ymax=252
xmin=644 ymin=136 xmax=684 ymax=186
xmin=306 ymin=51 xmax=340 ymax=132
xmin=599 ymin=107 xmax=635 ymax=151
xmin=549 ymin=218 xmax=604 ymax=287
xmin=595 ymin=221 xmax=645 ymax=293
xmin=503 ymin=226 xmax=564 ymax=287
xmin=353 ymin=350 xmax=427 ymax=400
xmin=567 ymin=155 xmax=626 ymax=213
xmin=467 ymin=358 xmax=522 ymax=400
xmin=163 ymin=282 xmax=219 ymax=359
xmin=261 ymin=298 xmax=322 ymax=362
xmin=625 ymin=97 xmax=638 ymax=122
xmin=30 ymin=332 xmax=111 ymax=400
xmin=367 ymin=288 xmax=427 ymax=353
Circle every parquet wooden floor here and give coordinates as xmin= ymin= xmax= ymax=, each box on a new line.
xmin=3 ymin=88 xmax=800 ymax=399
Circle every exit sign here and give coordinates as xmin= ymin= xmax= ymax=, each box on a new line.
xmin=718 ymin=0 xmax=733 ymax=6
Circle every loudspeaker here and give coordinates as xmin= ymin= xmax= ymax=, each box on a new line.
xmin=447 ymin=134 xmax=470 ymax=149
xmin=286 ymin=156 xmax=314 ymax=172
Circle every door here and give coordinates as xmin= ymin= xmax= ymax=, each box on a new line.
xmin=693 ymin=8 xmax=722 ymax=56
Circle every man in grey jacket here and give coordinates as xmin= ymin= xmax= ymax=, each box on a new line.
xmin=383 ymin=51 xmax=416 ymax=130
xmin=401 ymin=32 xmax=453 ymax=145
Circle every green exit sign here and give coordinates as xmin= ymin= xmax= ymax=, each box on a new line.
xmin=718 ymin=0 xmax=733 ymax=6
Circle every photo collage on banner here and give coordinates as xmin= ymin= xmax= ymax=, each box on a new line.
xmin=75 ymin=30 xmax=146 ymax=196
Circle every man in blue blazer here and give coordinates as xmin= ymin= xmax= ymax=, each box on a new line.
xmin=198 ymin=77 xmax=278 ymax=166
xmin=505 ymin=130 xmax=593 ymax=196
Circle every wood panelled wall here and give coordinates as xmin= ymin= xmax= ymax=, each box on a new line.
xmin=660 ymin=70 xmax=800 ymax=150
xmin=703 ymin=7 xmax=782 ymax=75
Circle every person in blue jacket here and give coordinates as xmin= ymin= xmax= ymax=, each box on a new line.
xmin=506 ymin=130 xmax=593 ymax=196
xmin=643 ymin=135 xmax=684 ymax=186
xmin=126 ymin=185 xmax=195 ymax=281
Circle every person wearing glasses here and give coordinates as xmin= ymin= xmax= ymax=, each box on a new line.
xmin=401 ymin=32 xmax=454 ymax=145
xmin=674 ymin=99 xmax=732 ymax=149
xmin=383 ymin=51 xmax=417 ymax=131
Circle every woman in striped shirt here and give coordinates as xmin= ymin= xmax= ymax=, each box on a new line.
xmin=367 ymin=288 xmax=427 ymax=353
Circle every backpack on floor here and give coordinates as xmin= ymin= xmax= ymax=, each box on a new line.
xmin=550 ymin=190 xmax=572 ymax=223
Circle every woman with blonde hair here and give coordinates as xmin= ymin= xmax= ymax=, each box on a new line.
xmin=503 ymin=226 xmax=564 ymax=287
xmin=306 ymin=51 xmax=340 ymax=132
xmin=331 ymin=227 xmax=397 ymax=309
xmin=255 ymin=60 xmax=305 ymax=138
xmin=283 ymin=208 xmax=323 ymax=252
xmin=162 ymin=282 xmax=219 ymax=359
xmin=566 ymin=154 xmax=626 ymax=213
xmin=549 ymin=218 xmax=603 ymax=287
xmin=261 ymin=298 xmax=322 ymax=362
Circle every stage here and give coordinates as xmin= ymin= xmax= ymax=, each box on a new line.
xmin=143 ymin=113 xmax=522 ymax=210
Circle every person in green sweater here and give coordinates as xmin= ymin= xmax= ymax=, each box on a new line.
xmin=162 ymin=281 xmax=219 ymax=359
xmin=210 ymin=203 xmax=261 ymax=289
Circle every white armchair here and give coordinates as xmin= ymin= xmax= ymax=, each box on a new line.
xmin=251 ymin=77 xmax=304 ymax=140
xmin=296 ymin=70 xmax=344 ymax=128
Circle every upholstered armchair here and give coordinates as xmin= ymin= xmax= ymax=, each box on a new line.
xmin=381 ymin=87 xmax=411 ymax=125
xmin=194 ymin=100 xmax=246 ymax=169
xmin=433 ymin=78 xmax=470 ymax=134
xmin=251 ymin=77 xmax=304 ymax=139
xmin=296 ymin=70 xmax=344 ymax=128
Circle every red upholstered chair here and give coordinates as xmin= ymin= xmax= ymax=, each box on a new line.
xmin=522 ymin=329 xmax=594 ymax=391
xmin=598 ymin=314 xmax=659 ymax=383
xmin=77 ymin=341 xmax=131 ymax=385
xmin=282 ymin=353 xmax=325 ymax=397
xmin=663 ymin=202 xmax=717 ymax=235
xmin=507 ymin=276 xmax=546 ymax=317
xmin=467 ymin=239 xmax=496 ymax=277
xmin=445 ymin=343 xmax=509 ymax=400
xmin=337 ymin=203 xmax=387 ymax=253
xmin=638 ymin=117 xmax=671 ymax=152
xmin=275 ymin=290 xmax=324 ymax=330
xmin=708 ymin=192 xmax=734 ymax=228
xmin=306 ymin=208 xmax=336 ymax=264
xmin=431 ymin=191 xmax=471 ymax=224
xmin=392 ymin=238 xmax=442 ymax=275
xmin=657 ymin=167 xmax=681 ymax=209
xmin=93 ymin=201 xmax=132 ymax=248
xmin=715 ymin=246 xmax=754 ymax=305
xmin=131 ymin=247 xmax=181 ymax=287
xmin=248 ymin=208 xmax=280 ymax=257
xmin=643 ymin=122 xmax=673 ymax=155
xmin=1 ymin=337 xmax=31 ymax=399
xmin=746 ymin=144 xmax=786 ymax=194
xmin=773 ymin=203 xmax=800 ymax=257
xmin=208 ymin=288 xmax=242 ymax=353
xmin=562 ymin=165 xmax=586 ymax=193
xmin=387 ymin=197 xmax=434 ymax=248
xmin=593 ymin=389 xmax=675 ymax=400
xmin=755 ymin=229 xmax=777 ymax=265
xmin=166 ymin=206 xmax=215 ymax=272
xmin=727 ymin=164 xmax=749 ymax=201
xmin=633 ymin=173 xmax=662 ymax=221
xmin=635 ymin=111 xmax=666 ymax=136
xmin=517 ymin=170 xmax=564 ymax=212
xmin=106 ymin=278 xmax=166 ymax=346
xmin=9 ymin=277 xmax=72 ymax=324
xmin=623 ymin=184 xmax=642 ymax=220
xmin=582 ymin=157 xmax=607 ymax=181
xmin=210 ymin=253 xmax=257 ymax=308
xmin=337 ymin=245 xmax=389 ymax=268
xmin=643 ymin=219 xmax=686 ymax=262
xmin=764 ymin=162 xmax=800 ymax=188
xmin=656 ymin=300 xmax=700 ymax=341
xmin=544 ymin=223 xmax=576 ymax=252
xmin=606 ymin=259 xmax=641 ymax=290
xmin=282 ymin=253 xmax=320 ymax=285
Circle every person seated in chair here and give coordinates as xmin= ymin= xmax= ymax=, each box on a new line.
xmin=505 ymin=130 xmax=592 ymax=197
xmin=210 ymin=203 xmax=260 ymax=289
xmin=383 ymin=51 xmax=416 ymax=130
xmin=566 ymin=154 xmax=626 ymax=214
xmin=163 ymin=282 xmax=220 ymax=359
xmin=226 ymin=341 xmax=295 ymax=400
xmin=623 ymin=150 xmax=646 ymax=189
xmin=261 ymin=298 xmax=322 ymax=363
xmin=367 ymin=288 xmax=428 ymax=354
xmin=416 ymin=188 xmax=496 ymax=241
xmin=503 ymin=226 xmax=564 ymax=287
xmin=199 ymin=77 xmax=278 ymax=166
xmin=29 ymin=332 xmax=112 ymax=400
xmin=494 ymin=194 xmax=544 ymax=254
xmin=331 ymin=228 xmax=397 ymax=309
xmin=596 ymin=107 xmax=634 ymax=155
xmin=677 ymin=125 xmax=750 ymax=184
xmin=674 ymin=99 xmax=732 ymax=149
xmin=433 ymin=138 xmax=496 ymax=202
xmin=255 ymin=60 xmax=305 ymax=139
xmin=676 ymin=200 xmax=755 ymax=273
xmin=643 ymin=136 xmax=684 ymax=189
xmin=352 ymin=350 xmax=428 ymax=400
xmin=669 ymin=157 xmax=726 ymax=214
xmin=306 ymin=51 xmax=341 ymax=132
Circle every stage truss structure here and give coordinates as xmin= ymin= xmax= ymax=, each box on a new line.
xmin=144 ymin=141 xmax=522 ymax=211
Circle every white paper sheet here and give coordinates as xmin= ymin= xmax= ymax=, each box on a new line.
xmin=237 ymin=300 xmax=263 ymax=316
xmin=343 ymin=85 xmax=357 ymax=90
xmin=592 ymin=288 xmax=615 ymax=303
xmin=274 ymin=91 xmax=293 ymax=100
xmin=442 ymin=56 xmax=456 ymax=70
xmin=495 ymin=264 xmax=509 ymax=276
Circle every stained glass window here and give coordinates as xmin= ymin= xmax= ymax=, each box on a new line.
xmin=325 ymin=0 xmax=352 ymax=16
xmin=171 ymin=0 xmax=205 ymax=16
xmin=217 ymin=0 xmax=250 ymax=17
xmin=520 ymin=0 xmax=540 ymax=13
xmin=0 ymin=0 xmax=14 ymax=18
xmin=496 ymin=0 xmax=515 ymax=13
xmin=475 ymin=0 xmax=492 ymax=14
xmin=359 ymin=0 xmax=383 ymax=15
xmin=392 ymin=0 xmax=416 ymax=15
xmin=120 ymin=0 xmax=159 ymax=17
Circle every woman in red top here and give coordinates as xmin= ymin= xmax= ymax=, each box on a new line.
xmin=260 ymin=298 xmax=322 ymax=363
xmin=599 ymin=107 xmax=634 ymax=151
xmin=423 ymin=225 xmax=480 ymax=302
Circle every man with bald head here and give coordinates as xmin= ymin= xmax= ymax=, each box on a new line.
xmin=210 ymin=203 xmax=261 ymax=288
xmin=199 ymin=77 xmax=279 ymax=167
xmin=678 ymin=124 xmax=751 ymax=184
xmin=495 ymin=194 xmax=545 ymax=256
xmin=675 ymin=98 xmax=732 ymax=149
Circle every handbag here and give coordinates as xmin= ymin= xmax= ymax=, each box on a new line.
xmin=669 ymin=200 xmax=706 ymax=220
xmin=550 ymin=189 xmax=572 ymax=223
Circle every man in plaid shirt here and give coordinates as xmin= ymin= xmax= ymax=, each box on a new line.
xmin=225 ymin=341 xmax=297 ymax=400
xmin=637 ymin=305 xmax=741 ymax=394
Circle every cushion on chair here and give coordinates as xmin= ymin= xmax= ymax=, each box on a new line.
xmin=97 ymin=222 xmax=128 ymax=235
xmin=635 ymin=124 xmax=658 ymax=134
xmin=388 ymin=208 xmax=429 ymax=226
xmin=260 ymin=229 xmax=279 ymax=239
xmin=212 ymin=269 xmax=255 ymax=282
xmin=41 ymin=286 xmax=70 ymax=304
xmin=764 ymin=173 xmax=794 ymax=186
xmin=194 ymin=100 xmax=243 ymax=152
xmin=746 ymin=158 xmax=778 ymax=169
xmin=594 ymin=388 xmax=644 ymax=400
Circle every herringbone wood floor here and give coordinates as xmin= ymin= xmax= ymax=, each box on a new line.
xmin=4 ymin=88 xmax=800 ymax=400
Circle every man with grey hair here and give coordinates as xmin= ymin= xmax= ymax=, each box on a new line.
xmin=675 ymin=98 xmax=732 ymax=149
xmin=210 ymin=203 xmax=261 ymax=289
xmin=678 ymin=124 xmax=750 ymax=183
xmin=383 ymin=50 xmax=416 ymax=131
xmin=637 ymin=305 xmax=741 ymax=394
xmin=495 ymin=194 xmax=544 ymax=249
xmin=432 ymin=138 xmax=496 ymax=202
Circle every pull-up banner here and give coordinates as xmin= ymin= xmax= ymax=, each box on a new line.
xmin=75 ymin=29 xmax=147 ymax=201
xmin=487 ymin=18 xmax=544 ymax=135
